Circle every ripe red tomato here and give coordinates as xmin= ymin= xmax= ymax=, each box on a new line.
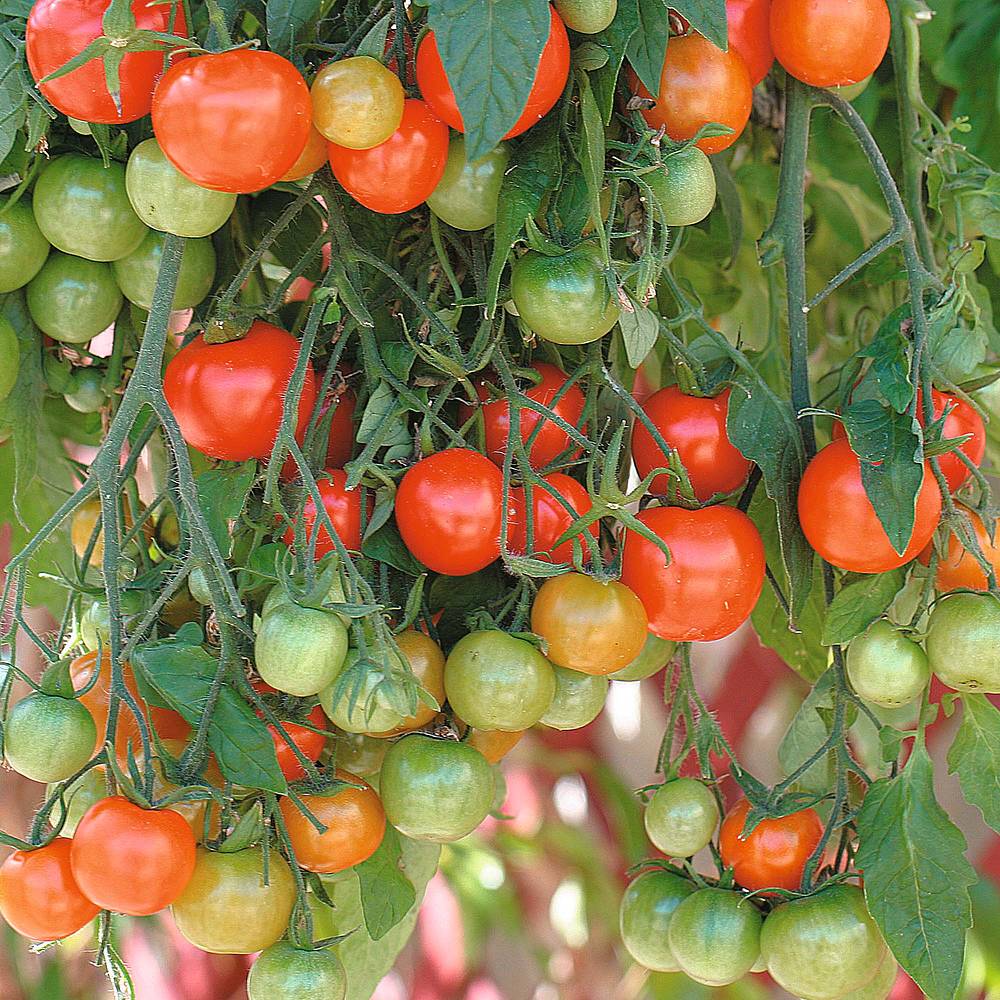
xmin=458 ymin=363 xmax=586 ymax=470
xmin=416 ymin=4 xmax=569 ymax=138
xmin=325 ymin=380 xmax=357 ymax=468
xmin=70 ymin=796 xmax=197 ymax=915
xmin=27 ymin=0 xmax=187 ymax=124
xmin=727 ymin=0 xmax=774 ymax=85
xmin=798 ymin=440 xmax=942 ymax=574
xmin=620 ymin=505 xmax=765 ymax=642
xmin=328 ymin=98 xmax=449 ymax=215
xmin=719 ymin=797 xmax=824 ymax=892
xmin=0 ymin=838 xmax=99 ymax=941
xmin=920 ymin=504 xmax=1000 ymax=593
xmin=631 ymin=387 xmax=752 ymax=502
xmin=164 ymin=320 xmax=318 ymax=462
xmin=152 ymin=50 xmax=312 ymax=193
xmin=770 ymin=0 xmax=891 ymax=88
xmin=508 ymin=473 xmax=599 ymax=563
xmin=271 ymin=705 xmax=327 ymax=781
xmin=395 ymin=448 xmax=504 ymax=576
xmin=283 ymin=468 xmax=371 ymax=555
xmin=631 ymin=33 xmax=752 ymax=154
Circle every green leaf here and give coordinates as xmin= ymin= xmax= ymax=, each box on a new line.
xmin=426 ymin=0 xmax=552 ymax=161
xmin=669 ymin=0 xmax=729 ymax=49
xmin=354 ymin=11 xmax=393 ymax=60
xmin=821 ymin=569 xmax=905 ymax=646
xmin=927 ymin=290 xmax=988 ymax=385
xmin=856 ymin=303 xmax=914 ymax=413
xmin=266 ymin=0 xmax=322 ymax=59
xmin=625 ymin=0 xmax=669 ymax=96
xmin=947 ymin=694 xmax=1000 ymax=834
xmin=196 ymin=463 xmax=256 ymax=560
xmin=855 ymin=741 xmax=976 ymax=1000
xmin=0 ymin=33 xmax=27 ymax=165
xmin=362 ymin=520 xmax=425 ymax=576
xmin=619 ymin=301 xmax=659 ymax=368
xmin=356 ymin=824 xmax=416 ymax=940
xmin=778 ymin=669 xmax=840 ymax=794
xmin=589 ymin=0 xmax=639 ymax=123
xmin=576 ymin=69 xmax=605 ymax=229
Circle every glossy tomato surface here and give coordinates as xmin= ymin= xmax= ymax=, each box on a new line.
xmin=271 ymin=705 xmax=327 ymax=781
xmin=282 ymin=468 xmax=370 ymax=555
xmin=621 ymin=505 xmax=765 ymax=641
xmin=728 ymin=0 xmax=774 ymax=85
xmin=927 ymin=504 xmax=1000 ymax=592
xmin=508 ymin=473 xmax=599 ymax=563
xmin=164 ymin=320 xmax=318 ymax=462
xmin=152 ymin=50 xmax=312 ymax=193
xmin=416 ymin=5 xmax=569 ymax=138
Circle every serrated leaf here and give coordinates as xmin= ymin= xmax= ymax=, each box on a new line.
xmin=355 ymin=11 xmax=393 ymax=60
xmin=947 ymin=694 xmax=1000 ymax=834
xmin=669 ymin=0 xmax=728 ymax=49
xmin=266 ymin=0 xmax=322 ymax=59
xmin=356 ymin=825 xmax=415 ymax=940
xmin=427 ymin=0 xmax=552 ymax=161
xmin=856 ymin=742 xmax=975 ymax=1000
xmin=625 ymin=0 xmax=669 ymax=96
xmin=821 ymin=569 xmax=905 ymax=646
xmin=0 ymin=33 xmax=28 ymax=164
xmin=196 ymin=463 xmax=256 ymax=559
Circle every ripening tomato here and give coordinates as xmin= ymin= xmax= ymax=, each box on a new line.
xmin=922 ymin=504 xmax=1000 ymax=592
xmin=631 ymin=387 xmax=752 ymax=501
xmin=798 ymin=440 xmax=942 ymax=574
xmin=164 ymin=321 xmax=318 ymax=462
xmin=466 ymin=727 xmax=524 ymax=764
xmin=0 ymin=838 xmax=99 ymax=941
xmin=395 ymin=448 xmax=504 ymax=576
xmin=71 ymin=796 xmax=197 ymax=915
xmin=770 ymin=0 xmax=891 ymax=88
xmin=329 ymin=98 xmax=449 ymax=215
xmin=271 ymin=705 xmax=327 ymax=781
xmin=621 ymin=505 xmax=765 ymax=642
xmin=727 ymin=0 xmax=774 ymax=85
xmin=282 ymin=468 xmax=371 ymax=555
xmin=508 ymin=473 xmax=599 ymax=563
xmin=631 ymin=33 xmax=752 ymax=154
xmin=152 ymin=50 xmax=312 ymax=193
xmin=416 ymin=4 xmax=569 ymax=139
xmin=371 ymin=630 xmax=447 ymax=736
xmin=311 ymin=56 xmax=404 ymax=149
xmin=69 ymin=649 xmax=144 ymax=756
xmin=719 ymin=797 xmax=824 ymax=893
xmin=279 ymin=771 xmax=386 ymax=873
xmin=458 ymin=363 xmax=586 ymax=469
xmin=280 ymin=127 xmax=330 ymax=182
xmin=26 ymin=0 xmax=187 ymax=124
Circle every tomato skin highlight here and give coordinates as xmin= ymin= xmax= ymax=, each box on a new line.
xmin=329 ymin=99 xmax=449 ymax=215
xmin=798 ymin=440 xmax=942 ymax=574
xmin=619 ymin=869 xmax=695 ymax=972
xmin=0 ymin=838 xmax=100 ymax=941
xmin=621 ymin=505 xmax=765 ymax=642
xmin=727 ymin=0 xmax=774 ymax=86
xmin=416 ymin=5 xmax=570 ymax=139
xmin=153 ymin=50 xmax=312 ymax=193
xmin=282 ymin=468 xmax=371 ymax=555
xmin=164 ymin=320 xmax=318 ymax=462
xmin=27 ymin=0 xmax=187 ymax=124
xmin=395 ymin=448 xmax=504 ymax=576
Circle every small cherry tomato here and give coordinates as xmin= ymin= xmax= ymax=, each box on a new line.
xmin=0 ymin=196 xmax=50 ymax=293
xmin=645 ymin=146 xmax=717 ymax=228
xmin=271 ymin=705 xmax=328 ymax=782
xmin=845 ymin=619 xmax=929 ymax=709
xmin=619 ymin=869 xmax=695 ymax=973
xmin=113 ymin=230 xmax=216 ymax=311
xmin=69 ymin=649 xmax=144 ymax=757
xmin=645 ymin=779 xmax=720 ymax=859
xmin=248 ymin=942 xmax=347 ymax=1000
xmin=508 ymin=473 xmax=599 ymax=564
xmin=26 ymin=252 xmax=122 ymax=344
xmin=926 ymin=593 xmax=1000 ymax=694
xmin=727 ymin=0 xmax=774 ymax=85
xmin=311 ymin=56 xmax=404 ymax=149
xmin=371 ymin=630 xmax=447 ymax=736
xmin=3 ymin=692 xmax=96 ymax=783
xmin=539 ymin=664 xmax=607 ymax=730
xmin=282 ymin=468 xmax=371 ymax=555
xmin=923 ymin=504 xmax=1000 ymax=592
xmin=426 ymin=136 xmax=511 ymax=231
xmin=280 ymin=127 xmax=330 ymax=182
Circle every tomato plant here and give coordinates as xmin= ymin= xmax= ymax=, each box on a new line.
xmin=310 ymin=56 xmax=404 ymax=150
xmin=644 ymin=779 xmax=720 ymax=859
xmin=247 ymin=942 xmax=348 ymax=1000
xmin=619 ymin=870 xmax=695 ymax=972
xmin=507 ymin=472 xmax=599 ymax=563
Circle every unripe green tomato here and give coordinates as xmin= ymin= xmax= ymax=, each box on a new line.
xmin=79 ymin=591 xmax=146 ymax=651
xmin=644 ymin=778 xmax=720 ymax=858
xmin=379 ymin=733 xmax=495 ymax=842
xmin=126 ymin=139 xmax=236 ymax=238
xmin=426 ymin=136 xmax=510 ymax=231
xmin=619 ymin=869 xmax=695 ymax=972
xmin=188 ymin=566 xmax=213 ymax=605
xmin=540 ymin=664 xmax=607 ymax=730
xmin=0 ymin=316 xmax=19 ymax=402
xmin=839 ymin=950 xmax=898 ymax=1000
xmin=668 ymin=888 xmax=763 ymax=986
xmin=4 ymin=693 xmax=96 ymax=782
xmin=926 ymin=593 xmax=1000 ymax=693
xmin=335 ymin=732 xmax=388 ymax=777
xmin=610 ymin=633 xmax=676 ymax=681
xmin=64 ymin=367 xmax=107 ymax=414
xmin=760 ymin=884 xmax=888 ymax=1000
xmin=846 ymin=619 xmax=929 ymax=708
xmin=645 ymin=146 xmax=717 ymax=227
xmin=26 ymin=253 xmax=122 ymax=344
xmin=554 ymin=0 xmax=617 ymax=33
xmin=47 ymin=767 xmax=107 ymax=835
xmin=444 ymin=630 xmax=555 ymax=732
xmin=255 ymin=603 xmax=349 ymax=697
xmin=247 ymin=942 xmax=347 ymax=1000
xmin=0 ymin=197 xmax=50 ymax=293
xmin=113 ymin=229 xmax=216 ymax=311
xmin=832 ymin=76 xmax=872 ymax=102
xmin=319 ymin=649 xmax=405 ymax=735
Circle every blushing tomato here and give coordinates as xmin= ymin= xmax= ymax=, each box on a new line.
xmin=310 ymin=56 xmax=404 ymax=149
xmin=26 ymin=0 xmax=187 ymax=124
xmin=770 ymin=0 xmax=891 ymax=88
xmin=416 ymin=5 xmax=569 ymax=138
xmin=508 ymin=473 xmax=599 ymax=564
xmin=466 ymin=727 xmax=524 ymax=764
xmin=798 ymin=440 xmax=942 ymax=574
xmin=727 ymin=0 xmax=774 ymax=86
xmin=280 ymin=126 xmax=330 ymax=182
xmin=279 ymin=770 xmax=386 ymax=873
xmin=0 ymin=838 xmax=99 ymax=941
xmin=458 ymin=363 xmax=586 ymax=469
xmin=270 ymin=705 xmax=327 ymax=782
xmin=282 ymin=468 xmax=371 ymax=555
xmin=70 ymin=796 xmax=197 ymax=915
xmin=631 ymin=33 xmax=752 ymax=154
xmin=631 ymin=386 xmax=752 ymax=502
xmin=371 ymin=630 xmax=447 ymax=736
xmin=620 ymin=505 xmax=765 ymax=642
xmin=69 ymin=649 xmax=144 ymax=756
xmin=163 ymin=320 xmax=318 ymax=462
xmin=395 ymin=448 xmax=504 ymax=576
xmin=152 ymin=50 xmax=312 ymax=193
xmin=328 ymin=98 xmax=449 ymax=215
xmin=923 ymin=504 xmax=1000 ymax=592
xmin=719 ymin=797 xmax=824 ymax=893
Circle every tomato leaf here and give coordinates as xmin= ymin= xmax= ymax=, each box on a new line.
xmin=589 ymin=0 xmax=639 ymax=123
xmin=669 ymin=0 xmax=728 ymax=49
xmin=356 ymin=824 xmax=415 ymax=940
xmin=266 ymin=0 xmax=322 ymax=60
xmin=855 ymin=741 xmax=976 ymax=1000
xmin=426 ymin=0 xmax=552 ymax=162
xmin=855 ymin=303 xmax=914 ymax=413
xmin=778 ymin=669 xmax=839 ymax=794
xmin=625 ymin=0 xmax=670 ymax=96
xmin=619 ymin=300 xmax=659 ymax=369
xmin=195 ymin=463 xmax=256 ymax=560
xmin=0 ymin=33 xmax=27 ymax=164
xmin=821 ymin=569 xmax=906 ymax=646
xmin=947 ymin=694 xmax=1000 ymax=834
